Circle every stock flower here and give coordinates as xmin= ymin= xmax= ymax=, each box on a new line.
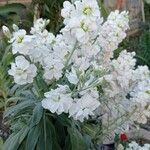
xmin=42 ymin=85 xmax=73 ymax=114
xmin=127 ymin=141 xmax=150 ymax=150
xmin=69 ymin=89 xmax=100 ymax=122
xmin=8 ymin=56 xmax=37 ymax=85
xmin=98 ymin=11 xmax=129 ymax=64
xmin=43 ymin=56 xmax=64 ymax=81
xmin=31 ymin=18 xmax=50 ymax=34
xmin=61 ymin=1 xmax=75 ymax=24
xmin=66 ymin=67 xmax=79 ymax=84
xmin=75 ymin=0 xmax=100 ymax=20
xmin=8 ymin=28 xmax=34 ymax=55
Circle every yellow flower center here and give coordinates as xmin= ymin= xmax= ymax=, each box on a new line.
xmin=16 ymin=36 xmax=24 ymax=43
xmin=146 ymin=90 xmax=150 ymax=95
xmin=83 ymin=6 xmax=92 ymax=15
xmin=80 ymin=21 xmax=89 ymax=32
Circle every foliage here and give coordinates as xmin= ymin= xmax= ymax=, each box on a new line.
xmin=0 ymin=38 xmax=13 ymax=110
xmin=0 ymin=3 xmax=26 ymax=28
xmin=144 ymin=0 xmax=150 ymax=5
xmin=0 ymin=137 xmax=4 ymax=150
xmin=144 ymin=2 xmax=150 ymax=23
xmin=3 ymin=79 xmax=93 ymax=150
xmin=136 ymin=29 xmax=150 ymax=67
xmin=117 ymin=29 xmax=150 ymax=68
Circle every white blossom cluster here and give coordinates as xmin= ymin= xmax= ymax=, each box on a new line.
xmin=3 ymin=0 xmax=150 ymax=131
xmin=126 ymin=141 xmax=150 ymax=150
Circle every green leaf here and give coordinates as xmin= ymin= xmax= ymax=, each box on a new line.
xmin=68 ymin=128 xmax=88 ymax=150
xmin=55 ymin=120 xmax=66 ymax=147
xmin=145 ymin=0 xmax=150 ymax=4
xmin=30 ymin=103 xmax=43 ymax=127
xmin=2 ymin=52 xmax=13 ymax=67
xmin=46 ymin=117 xmax=61 ymax=150
xmin=0 ymin=137 xmax=4 ymax=150
xmin=19 ymin=126 xmax=29 ymax=144
xmin=4 ymin=100 xmax=35 ymax=119
xmin=97 ymin=0 xmax=108 ymax=18
xmin=3 ymin=133 xmax=20 ymax=150
xmin=0 ymin=100 xmax=5 ymax=109
xmin=57 ymin=114 xmax=72 ymax=127
xmin=0 ymin=3 xmax=26 ymax=16
xmin=4 ymin=124 xmax=29 ymax=150
xmin=26 ymin=125 xmax=41 ymax=150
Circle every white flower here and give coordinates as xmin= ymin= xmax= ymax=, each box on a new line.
xmin=31 ymin=18 xmax=50 ymax=34
xmin=66 ymin=67 xmax=79 ymax=84
xmin=8 ymin=56 xmax=37 ymax=85
xmin=75 ymin=0 xmax=100 ymax=20
xmin=43 ymin=56 xmax=64 ymax=81
xmin=9 ymin=28 xmax=34 ymax=55
xmin=134 ymin=66 xmax=150 ymax=81
xmin=42 ymin=85 xmax=73 ymax=115
xmin=104 ymin=50 xmax=136 ymax=97
xmin=117 ymin=144 xmax=124 ymax=150
xmin=127 ymin=141 xmax=150 ymax=150
xmin=10 ymin=29 xmax=26 ymax=43
xmin=69 ymin=89 xmax=100 ymax=122
xmin=131 ymin=79 xmax=150 ymax=107
xmin=98 ymin=10 xmax=129 ymax=64
xmin=61 ymin=1 xmax=75 ymax=24
xmin=127 ymin=141 xmax=139 ymax=150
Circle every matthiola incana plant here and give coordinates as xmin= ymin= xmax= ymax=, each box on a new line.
xmin=2 ymin=0 xmax=150 ymax=149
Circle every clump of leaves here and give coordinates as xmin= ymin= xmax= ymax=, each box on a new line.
xmin=0 ymin=137 xmax=4 ymax=150
xmin=3 ymin=73 xmax=96 ymax=150
xmin=0 ymin=3 xmax=34 ymax=32
xmin=0 ymin=38 xmax=13 ymax=111
xmin=0 ymin=3 xmax=26 ymax=28
xmin=136 ymin=29 xmax=150 ymax=67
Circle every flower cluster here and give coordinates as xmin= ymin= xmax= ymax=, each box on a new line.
xmin=126 ymin=141 xmax=150 ymax=150
xmin=3 ymin=0 xmax=150 ymax=139
xmin=8 ymin=56 xmax=37 ymax=85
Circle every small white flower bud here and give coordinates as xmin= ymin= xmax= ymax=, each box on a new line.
xmin=2 ymin=26 xmax=11 ymax=38
xmin=117 ymin=144 xmax=124 ymax=150
xmin=12 ymin=24 xmax=19 ymax=31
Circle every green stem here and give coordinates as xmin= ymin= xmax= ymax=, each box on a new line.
xmin=2 ymin=91 xmax=7 ymax=111
xmin=64 ymin=41 xmax=78 ymax=70
xmin=96 ymin=107 xmax=137 ymax=143
xmin=43 ymin=111 xmax=47 ymax=150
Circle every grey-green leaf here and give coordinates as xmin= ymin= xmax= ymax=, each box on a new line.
xmin=26 ymin=125 xmax=41 ymax=150
xmin=30 ymin=103 xmax=43 ymax=127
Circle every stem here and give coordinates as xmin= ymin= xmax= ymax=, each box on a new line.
xmin=96 ymin=107 xmax=137 ymax=143
xmin=64 ymin=41 xmax=78 ymax=70
xmin=2 ymin=91 xmax=7 ymax=111
xmin=43 ymin=111 xmax=47 ymax=150
xmin=57 ymin=41 xmax=78 ymax=85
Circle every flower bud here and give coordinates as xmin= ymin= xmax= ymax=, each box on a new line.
xmin=117 ymin=144 xmax=124 ymax=150
xmin=12 ymin=24 xmax=19 ymax=31
xmin=2 ymin=26 xmax=11 ymax=38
